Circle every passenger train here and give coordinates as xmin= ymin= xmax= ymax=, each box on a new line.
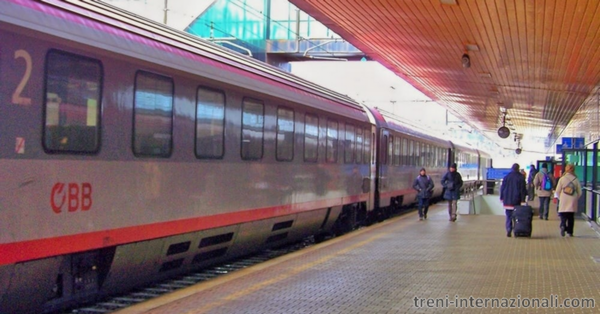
xmin=0 ymin=1 xmax=491 ymax=313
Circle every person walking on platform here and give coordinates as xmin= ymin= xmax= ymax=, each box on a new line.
xmin=413 ymin=168 xmax=434 ymax=220
xmin=533 ymin=163 xmax=554 ymax=220
xmin=554 ymin=163 xmax=582 ymax=237
xmin=527 ymin=164 xmax=538 ymax=202
xmin=500 ymin=163 xmax=528 ymax=237
xmin=441 ymin=163 xmax=463 ymax=222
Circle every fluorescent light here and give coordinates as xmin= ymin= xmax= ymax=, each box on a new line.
xmin=466 ymin=43 xmax=480 ymax=51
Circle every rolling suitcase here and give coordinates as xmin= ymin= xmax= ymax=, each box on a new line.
xmin=512 ymin=205 xmax=533 ymax=237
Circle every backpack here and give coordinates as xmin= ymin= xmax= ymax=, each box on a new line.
xmin=541 ymin=173 xmax=552 ymax=191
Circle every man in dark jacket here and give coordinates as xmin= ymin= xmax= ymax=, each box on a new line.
xmin=441 ymin=163 xmax=463 ymax=222
xmin=527 ymin=164 xmax=538 ymax=202
xmin=413 ymin=168 xmax=434 ymax=220
xmin=500 ymin=163 xmax=528 ymax=237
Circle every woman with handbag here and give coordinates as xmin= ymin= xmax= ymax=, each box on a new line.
xmin=553 ymin=163 xmax=582 ymax=237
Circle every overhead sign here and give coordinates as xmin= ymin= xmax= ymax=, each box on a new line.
xmin=556 ymin=144 xmax=563 ymax=154
xmin=561 ymin=137 xmax=585 ymax=149
xmin=486 ymin=168 xmax=512 ymax=180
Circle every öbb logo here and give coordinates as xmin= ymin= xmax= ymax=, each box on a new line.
xmin=51 ymin=182 xmax=92 ymax=213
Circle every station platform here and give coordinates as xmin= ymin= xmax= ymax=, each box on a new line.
xmin=115 ymin=201 xmax=600 ymax=314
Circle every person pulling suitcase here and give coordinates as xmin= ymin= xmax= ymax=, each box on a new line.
xmin=500 ymin=163 xmax=528 ymax=237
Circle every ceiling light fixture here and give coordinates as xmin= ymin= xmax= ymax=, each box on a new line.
xmin=440 ymin=0 xmax=458 ymax=5
xmin=461 ymin=53 xmax=471 ymax=68
xmin=465 ymin=43 xmax=479 ymax=51
xmin=497 ymin=112 xmax=510 ymax=139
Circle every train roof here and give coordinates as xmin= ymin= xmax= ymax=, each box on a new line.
xmin=476 ymin=149 xmax=492 ymax=158
xmin=449 ymin=141 xmax=479 ymax=154
xmin=1 ymin=0 xmax=367 ymax=120
xmin=367 ymin=107 xmax=452 ymax=148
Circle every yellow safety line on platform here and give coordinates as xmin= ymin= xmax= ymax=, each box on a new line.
xmin=113 ymin=205 xmax=437 ymax=314
xmin=188 ymin=231 xmax=386 ymax=314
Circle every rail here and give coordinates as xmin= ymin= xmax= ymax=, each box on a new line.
xmin=457 ymin=180 xmax=503 ymax=215
xmin=456 ymin=180 xmax=484 ymax=215
xmin=581 ymin=186 xmax=600 ymax=225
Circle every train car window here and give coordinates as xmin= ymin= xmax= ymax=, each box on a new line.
xmin=441 ymin=149 xmax=445 ymax=167
xmin=364 ymin=129 xmax=372 ymax=164
xmin=415 ymin=141 xmax=423 ymax=167
xmin=276 ymin=107 xmax=294 ymax=161
xmin=442 ymin=149 xmax=446 ymax=167
xmin=409 ymin=140 xmax=414 ymax=166
xmin=381 ymin=135 xmax=388 ymax=165
xmin=133 ymin=71 xmax=173 ymax=157
xmin=421 ymin=143 xmax=426 ymax=167
xmin=355 ymin=128 xmax=363 ymax=164
xmin=344 ymin=123 xmax=355 ymax=163
xmin=444 ymin=148 xmax=448 ymax=167
xmin=388 ymin=136 xmax=394 ymax=166
xmin=416 ymin=142 xmax=422 ymax=167
xmin=195 ymin=87 xmax=225 ymax=159
xmin=394 ymin=136 xmax=401 ymax=165
xmin=424 ymin=143 xmax=428 ymax=166
xmin=43 ymin=50 xmax=102 ymax=153
xmin=422 ymin=143 xmax=427 ymax=166
xmin=241 ymin=99 xmax=264 ymax=160
xmin=326 ymin=119 xmax=338 ymax=163
xmin=304 ymin=114 xmax=318 ymax=162
xmin=401 ymin=138 xmax=408 ymax=165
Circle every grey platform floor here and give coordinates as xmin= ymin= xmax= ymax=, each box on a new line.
xmin=115 ymin=201 xmax=600 ymax=314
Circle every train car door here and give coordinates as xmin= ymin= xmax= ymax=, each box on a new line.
xmin=375 ymin=128 xmax=391 ymax=208
xmin=366 ymin=125 xmax=377 ymax=212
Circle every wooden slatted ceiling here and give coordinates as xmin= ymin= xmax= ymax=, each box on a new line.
xmin=289 ymin=0 xmax=600 ymax=152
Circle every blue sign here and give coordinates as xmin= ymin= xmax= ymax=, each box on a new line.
xmin=486 ymin=168 xmax=512 ymax=180
xmin=556 ymin=144 xmax=563 ymax=154
xmin=561 ymin=137 xmax=585 ymax=149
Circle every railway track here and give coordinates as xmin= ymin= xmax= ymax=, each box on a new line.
xmin=56 ymin=238 xmax=315 ymax=314
xmin=52 ymin=204 xmax=420 ymax=314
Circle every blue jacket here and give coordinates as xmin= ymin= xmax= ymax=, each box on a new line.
xmin=500 ymin=170 xmax=527 ymax=206
xmin=441 ymin=171 xmax=463 ymax=200
xmin=413 ymin=175 xmax=434 ymax=199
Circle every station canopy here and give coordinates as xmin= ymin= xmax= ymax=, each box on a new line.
xmin=288 ymin=0 xmax=600 ymax=154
